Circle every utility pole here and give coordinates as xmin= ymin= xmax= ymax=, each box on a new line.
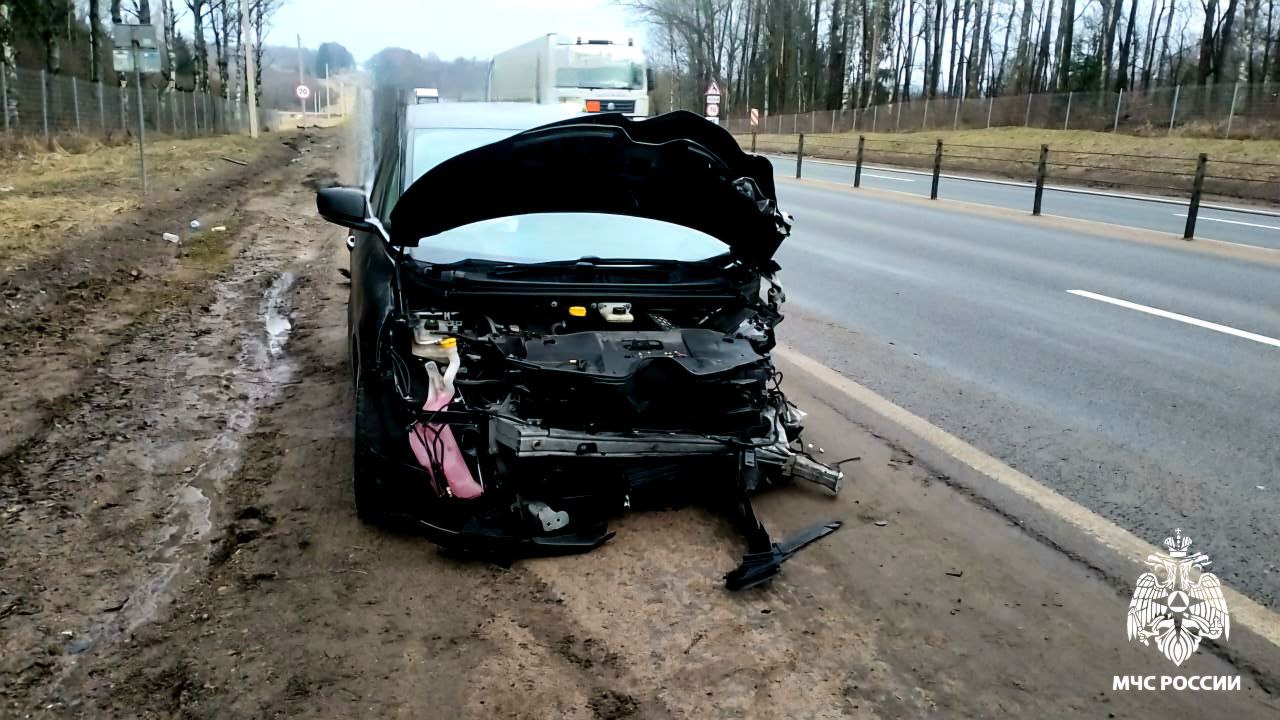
xmin=296 ymin=33 xmax=306 ymax=119
xmin=243 ymin=1 xmax=258 ymax=137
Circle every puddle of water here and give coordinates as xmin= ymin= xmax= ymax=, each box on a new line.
xmin=263 ymin=271 xmax=295 ymax=358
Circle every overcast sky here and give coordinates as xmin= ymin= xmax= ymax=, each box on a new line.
xmin=267 ymin=0 xmax=648 ymax=62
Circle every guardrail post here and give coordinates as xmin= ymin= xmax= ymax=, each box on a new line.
xmin=1168 ymin=84 xmax=1180 ymax=134
xmin=854 ymin=135 xmax=865 ymax=188
xmin=1033 ymin=144 xmax=1049 ymax=216
xmin=1183 ymin=153 xmax=1207 ymax=240
xmin=931 ymin=139 xmax=943 ymax=200
xmin=751 ymin=131 xmax=757 ymax=153
xmin=796 ymin=133 xmax=804 ymax=179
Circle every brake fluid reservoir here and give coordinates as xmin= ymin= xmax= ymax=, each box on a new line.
xmin=598 ymin=302 xmax=634 ymax=323
xmin=411 ymin=317 xmax=455 ymax=363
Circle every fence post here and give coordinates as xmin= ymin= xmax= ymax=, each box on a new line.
xmin=40 ymin=69 xmax=49 ymax=142
xmin=871 ymin=105 xmax=877 ymax=132
xmin=119 ymin=83 xmax=127 ymax=132
xmin=953 ymin=97 xmax=961 ymax=130
xmin=1168 ymin=84 xmax=1181 ymax=134
xmin=751 ymin=131 xmax=757 ymax=153
xmin=796 ymin=133 xmax=804 ymax=179
xmin=1183 ymin=153 xmax=1207 ymax=240
xmin=1225 ymin=81 xmax=1240 ymax=138
xmin=831 ymin=110 xmax=836 ymax=134
xmin=192 ymin=91 xmax=199 ymax=135
xmin=134 ymin=64 xmax=148 ymax=195
xmin=170 ymin=91 xmax=178 ymax=134
xmin=931 ymin=139 xmax=943 ymax=200
xmin=1112 ymin=88 xmax=1124 ymax=132
xmin=895 ymin=101 xmax=902 ymax=131
xmin=97 ymin=82 xmax=105 ymax=133
xmin=854 ymin=135 xmax=865 ymax=188
xmin=72 ymin=77 xmax=81 ymax=133
xmin=1024 ymin=93 xmax=1032 ymax=127
xmin=2 ymin=63 xmax=10 ymax=134
xmin=1063 ymin=91 xmax=1072 ymax=130
xmin=811 ymin=112 xmax=816 ymax=134
xmin=792 ymin=113 xmax=797 ymax=134
xmin=987 ymin=96 xmax=994 ymax=128
xmin=1033 ymin=144 xmax=1049 ymax=216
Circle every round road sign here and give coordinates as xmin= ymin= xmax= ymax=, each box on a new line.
xmin=706 ymin=102 xmax=720 ymax=118
xmin=296 ymin=85 xmax=311 ymax=100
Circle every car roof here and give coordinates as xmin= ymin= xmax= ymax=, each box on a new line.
xmin=404 ymin=102 xmax=585 ymax=131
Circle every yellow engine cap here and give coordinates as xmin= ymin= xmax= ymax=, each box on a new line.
xmin=440 ymin=337 xmax=457 ymax=348
xmin=568 ymin=306 xmax=587 ymax=317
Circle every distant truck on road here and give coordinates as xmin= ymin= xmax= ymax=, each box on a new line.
xmin=413 ymin=88 xmax=440 ymax=104
xmin=487 ymin=34 xmax=651 ymax=117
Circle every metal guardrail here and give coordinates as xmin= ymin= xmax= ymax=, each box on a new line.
xmin=755 ymin=131 xmax=1280 ymax=241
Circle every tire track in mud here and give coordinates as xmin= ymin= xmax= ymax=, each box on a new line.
xmin=0 ymin=139 xmax=338 ymax=715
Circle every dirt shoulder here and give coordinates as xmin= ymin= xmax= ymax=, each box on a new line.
xmin=2 ymin=134 xmax=1278 ymax=719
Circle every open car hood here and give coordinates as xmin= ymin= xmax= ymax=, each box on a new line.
xmin=388 ymin=110 xmax=790 ymax=269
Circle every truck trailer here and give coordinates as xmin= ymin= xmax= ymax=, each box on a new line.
xmin=487 ymin=34 xmax=651 ymax=117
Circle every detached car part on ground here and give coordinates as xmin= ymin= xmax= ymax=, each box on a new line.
xmin=318 ymin=111 xmax=844 ymax=590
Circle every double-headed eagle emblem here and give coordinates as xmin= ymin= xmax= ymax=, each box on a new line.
xmin=1126 ymin=529 xmax=1230 ymax=666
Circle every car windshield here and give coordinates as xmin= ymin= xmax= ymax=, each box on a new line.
xmin=409 ymin=128 xmax=520 ymax=182
xmin=406 ymin=212 xmax=728 ymax=265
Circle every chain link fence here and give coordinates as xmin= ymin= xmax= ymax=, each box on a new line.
xmin=724 ymin=82 xmax=1280 ymax=139
xmin=2 ymin=64 xmax=253 ymax=143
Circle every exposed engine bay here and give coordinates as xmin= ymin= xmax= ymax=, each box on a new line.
xmin=365 ymin=258 xmax=843 ymax=590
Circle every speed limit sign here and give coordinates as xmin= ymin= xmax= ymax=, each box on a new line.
xmin=296 ymin=85 xmax=311 ymax=100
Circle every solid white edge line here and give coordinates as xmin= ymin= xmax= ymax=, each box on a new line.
xmin=1172 ymin=213 xmax=1280 ymax=231
xmin=860 ymin=172 xmax=916 ymax=182
xmin=774 ymin=345 xmax=1280 ymax=651
xmin=1067 ymin=289 xmax=1280 ymax=348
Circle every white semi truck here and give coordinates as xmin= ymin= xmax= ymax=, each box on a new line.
xmin=487 ymin=34 xmax=651 ymax=117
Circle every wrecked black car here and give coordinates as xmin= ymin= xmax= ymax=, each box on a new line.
xmin=317 ymin=107 xmax=843 ymax=590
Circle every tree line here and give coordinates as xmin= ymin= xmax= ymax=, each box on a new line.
xmin=625 ymin=0 xmax=1280 ymax=115
xmin=0 ymin=0 xmax=294 ymax=101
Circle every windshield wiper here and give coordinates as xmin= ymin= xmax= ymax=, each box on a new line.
xmin=487 ymin=257 xmax=682 ymax=279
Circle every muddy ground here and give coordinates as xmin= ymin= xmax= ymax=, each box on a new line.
xmin=2 ymin=127 xmax=1278 ymax=719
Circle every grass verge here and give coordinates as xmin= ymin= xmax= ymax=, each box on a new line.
xmin=742 ymin=127 xmax=1280 ymax=203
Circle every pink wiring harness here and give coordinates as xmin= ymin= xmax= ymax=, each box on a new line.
xmin=408 ymin=338 xmax=484 ymax=499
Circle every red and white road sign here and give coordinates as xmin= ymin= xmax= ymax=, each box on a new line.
xmin=706 ymin=102 xmax=720 ymax=118
xmin=296 ymin=85 xmax=311 ymax=100
xmin=749 ymin=108 xmax=759 ymax=126
xmin=705 ymin=81 xmax=722 ymax=124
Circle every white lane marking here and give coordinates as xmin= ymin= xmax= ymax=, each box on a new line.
xmin=1173 ymin=213 xmax=1280 ymax=231
xmin=1067 ymin=289 xmax=1280 ymax=348
xmin=775 ymin=345 xmax=1280 ymax=651
xmin=861 ymin=172 xmax=915 ymax=182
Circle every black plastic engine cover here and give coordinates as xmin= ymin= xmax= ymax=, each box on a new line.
xmin=507 ymin=330 xmax=772 ymax=435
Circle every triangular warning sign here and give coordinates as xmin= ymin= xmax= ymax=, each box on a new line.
xmin=705 ymin=81 xmax=721 ymax=97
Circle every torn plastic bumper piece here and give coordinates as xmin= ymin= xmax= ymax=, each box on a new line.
xmin=724 ymin=519 xmax=843 ymax=591
xmin=415 ymin=515 xmax=614 ymax=558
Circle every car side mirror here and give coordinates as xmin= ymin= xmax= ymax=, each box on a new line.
xmin=645 ymin=67 xmax=656 ymax=92
xmin=316 ymin=187 xmax=375 ymax=232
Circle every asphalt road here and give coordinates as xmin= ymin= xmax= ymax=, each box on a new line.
xmin=768 ymin=154 xmax=1280 ymax=251
xmin=773 ymin=178 xmax=1280 ymax=609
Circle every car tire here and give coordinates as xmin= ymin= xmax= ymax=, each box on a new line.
xmin=353 ymin=373 xmax=392 ymax=524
